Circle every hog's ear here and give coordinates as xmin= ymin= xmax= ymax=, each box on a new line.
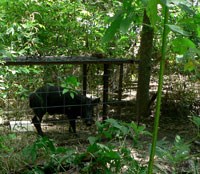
xmin=92 ymin=98 xmax=100 ymax=105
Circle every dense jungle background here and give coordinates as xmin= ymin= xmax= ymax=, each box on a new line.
xmin=0 ymin=0 xmax=200 ymax=173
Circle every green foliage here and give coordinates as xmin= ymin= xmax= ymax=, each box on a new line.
xmin=0 ymin=133 xmax=25 ymax=173
xmin=148 ymin=1 xmax=199 ymax=172
xmin=165 ymin=1 xmax=200 ymax=78
xmin=157 ymin=135 xmax=190 ymax=165
xmin=154 ymin=116 xmax=200 ymax=173
xmin=161 ymin=87 xmax=198 ymax=119
xmin=146 ymin=0 xmax=159 ymax=27
xmin=191 ymin=116 xmax=200 ymax=139
xmin=167 ymin=25 xmax=190 ymax=36
xmin=23 ymin=136 xmax=56 ymax=163
xmin=148 ymin=3 xmax=169 ymax=173
xmin=79 ymin=142 xmax=148 ymax=174
xmin=0 ymin=0 xmax=137 ymax=58
xmin=172 ymin=38 xmax=196 ymax=54
xmin=173 ymin=36 xmax=200 ymax=78
xmin=0 ymin=119 xmax=151 ymax=173
xmin=61 ymin=75 xmax=80 ymax=98
xmin=0 ymin=133 xmax=16 ymax=153
xmin=0 ymin=118 xmax=200 ymax=173
xmin=75 ymin=119 xmax=150 ymax=174
xmin=192 ymin=116 xmax=200 ymax=129
xmin=0 ymin=65 xmax=41 ymax=100
xmin=79 ymin=143 xmax=121 ymax=173
xmin=22 ymin=136 xmax=76 ymax=173
xmin=102 ymin=0 xmax=143 ymax=43
xmin=95 ymin=118 xmax=130 ymax=140
xmin=155 ymin=135 xmax=195 ymax=173
xmin=94 ymin=118 xmax=151 ymax=147
xmin=0 ymin=1 xmax=199 ymax=173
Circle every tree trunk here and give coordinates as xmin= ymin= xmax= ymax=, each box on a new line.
xmin=136 ymin=9 xmax=154 ymax=122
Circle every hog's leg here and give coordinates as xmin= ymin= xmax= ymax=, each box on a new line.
xmin=69 ymin=119 xmax=76 ymax=133
xmin=32 ymin=115 xmax=44 ymax=136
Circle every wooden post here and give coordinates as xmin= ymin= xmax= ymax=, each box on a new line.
xmin=103 ymin=64 xmax=109 ymax=120
xmin=82 ymin=64 xmax=87 ymax=96
xmin=117 ymin=64 xmax=123 ymax=116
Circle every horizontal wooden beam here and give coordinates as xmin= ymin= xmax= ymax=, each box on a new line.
xmin=1 ymin=56 xmax=139 ymax=66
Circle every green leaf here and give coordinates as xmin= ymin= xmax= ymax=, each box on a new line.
xmin=88 ymin=136 xmax=98 ymax=145
xmin=87 ymin=143 xmax=99 ymax=153
xmin=96 ymin=143 xmax=110 ymax=151
xmin=172 ymin=38 xmax=196 ymax=54
xmin=167 ymin=25 xmax=190 ymax=36
xmin=118 ymin=36 xmax=129 ymax=42
xmin=102 ymin=12 xmax=123 ymax=43
xmin=31 ymin=168 xmax=45 ymax=174
xmin=197 ymin=26 xmax=200 ymax=37
xmin=104 ymin=131 xmax=113 ymax=139
xmin=56 ymin=147 xmax=75 ymax=156
xmin=23 ymin=145 xmax=37 ymax=162
xmin=123 ymin=0 xmax=133 ymax=10
xmin=184 ymin=61 xmax=195 ymax=72
xmin=191 ymin=116 xmax=200 ymax=128
xmin=62 ymin=88 xmax=68 ymax=94
xmin=178 ymin=4 xmax=195 ymax=15
xmin=104 ymin=150 xmax=120 ymax=159
xmin=70 ymin=92 xmax=74 ymax=99
xmin=106 ymin=118 xmax=123 ymax=130
xmin=120 ymin=12 xmax=134 ymax=33
xmin=147 ymin=0 xmax=159 ymax=27
xmin=8 ymin=133 xmax=17 ymax=139
xmin=6 ymin=27 xmax=15 ymax=35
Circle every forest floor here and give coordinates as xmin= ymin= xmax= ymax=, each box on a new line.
xmin=0 ymin=106 xmax=199 ymax=173
xmin=0 ymin=84 xmax=199 ymax=173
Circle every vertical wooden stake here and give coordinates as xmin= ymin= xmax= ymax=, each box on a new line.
xmin=117 ymin=64 xmax=123 ymax=116
xmin=103 ymin=64 xmax=109 ymax=120
xmin=82 ymin=64 xmax=87 ymax=96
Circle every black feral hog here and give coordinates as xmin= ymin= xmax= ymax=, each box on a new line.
xmin=29 ymin=85 xmax=100 ymax=136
